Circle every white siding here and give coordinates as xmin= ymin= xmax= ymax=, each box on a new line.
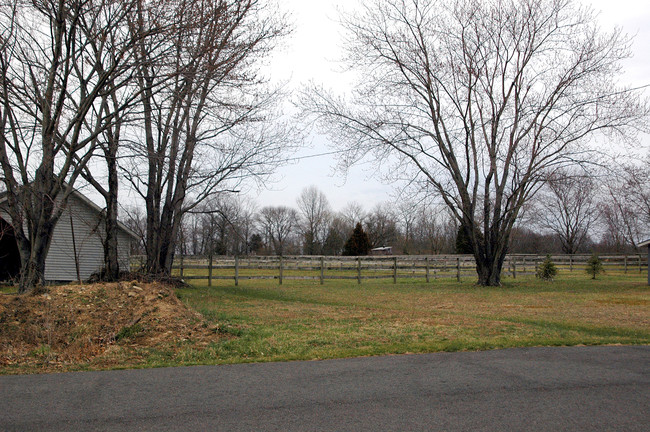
xmin=117 ymin=228 xmax=132 ymax=271
xmin=1 ymin=193 xmax=134 ymax=281
xmin=45 ymin=195 xmax=105 ymax=280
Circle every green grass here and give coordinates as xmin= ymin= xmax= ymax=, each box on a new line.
xmin=170 ymin=272 xmax=649 ymax=366
xmin=2 ymin=270 xmax=647 ymax=373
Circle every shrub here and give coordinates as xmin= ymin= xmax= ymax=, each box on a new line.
xmin=536 ymin=255 xmax=558 ymax=280
xmin=586 ymin=253 xmax=604 ymax=279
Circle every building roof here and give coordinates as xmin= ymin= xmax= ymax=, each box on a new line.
xmin=639 ymin=238 xmax=650 ymax=248
xmin=0 ymin=187 xmax=139 ymax=240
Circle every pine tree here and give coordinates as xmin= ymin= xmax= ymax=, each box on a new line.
xmin=586 ymin=254 xmax=604 ymax=279
xmin=536 ymin=255 xmax=558 ymax=281
xmin=343 ymin=223 xmax=371 ymax=256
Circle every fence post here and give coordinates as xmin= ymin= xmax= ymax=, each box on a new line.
xmin=235 ymin=256 xmax=239 ymax=286
xmin=425 ymin=257 xmax=430 ymax=283
xmin=456 ymin=257 xmax=461 ymax=282
xmin=624 ymin=255 xmax=628 ymax=273
xmin=512 ymin=258 xmax=517 ymax=279
xmin=393 ymin=257 xmax=397 ymax=284
xmin=208 ymin=253 xmax=213 ymax=287
xmin=639 ymin=255 xmax=642 ymax=273
xmin=355 ymin=257 xmax=361 ymax=285
xmin=570 ymin=255 xmax=573 ymax=272
xmin=279 ymin=256 xmax=283 ymax=285
xmin=317 ymin=256 xmax=323 ymax=285
xmin=353 ymin=257 xmax=359 ymax=284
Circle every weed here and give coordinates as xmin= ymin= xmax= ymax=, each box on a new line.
xmin=29 ymin=344 xmax=51 ymax=358
xmin=69 ymin=324 xmax=91 ymax=342
xmin=115 ymin=323 xmax=143 ymax=341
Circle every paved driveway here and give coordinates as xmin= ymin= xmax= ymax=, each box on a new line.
xmin=1 ymin=346 xmax=648 ymax=431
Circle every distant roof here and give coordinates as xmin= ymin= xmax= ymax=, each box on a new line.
xmin=639 ymin=239 xmax=650 ymax=248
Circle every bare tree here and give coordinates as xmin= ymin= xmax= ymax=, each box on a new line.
xmin=257 ymin=206 xmax=299 ymax=255
xmin=124 ymin=0 xmax=293 ymax=275
xmin=365 ymin=203 xmax=398 ymax=248
xmin=122 ymin=205 xmax=147 ymax=256
xmin=0 ymin=0 xmax=143 ymax=291
xmin=535 ymin=170 xmax=598 ymax=254
xmin=303 ymin=0 xmax=648 ymax=285
xmin=396 ymin=200 xmax=418 ymax=253
xmin=410 ymin=203 xmax=456 ymax=254
xmin=599 ymin=157 xmax=650 ymax=251
xmin=188 ymin=195 xmax=257 ymax=256
xmin=340 ymin=201 xmax=366 ymax=229
xmin=296 ymin=185 xmax=331 ymax=255
xmin=619 ymin=159 xmax=650 ymax=238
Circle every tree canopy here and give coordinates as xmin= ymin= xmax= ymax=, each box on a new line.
xmin=303 ymin=0 xmax=649 ymax=285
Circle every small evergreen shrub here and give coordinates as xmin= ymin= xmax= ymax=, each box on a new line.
xmin=586 ymin=253 xmax=604 ymax=279
xmin=536 ymin=255 xmax=558 ymax=280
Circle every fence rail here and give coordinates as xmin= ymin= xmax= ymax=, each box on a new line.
xmin=131 ymin=254 xmax=648 ymax=286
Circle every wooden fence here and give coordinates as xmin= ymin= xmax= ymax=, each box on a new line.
xmin=131 ymin=254 xmax=648 ymax=286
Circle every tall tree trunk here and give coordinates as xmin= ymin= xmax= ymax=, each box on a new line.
xmin=103 ymin=152 xmax=120 ymax=280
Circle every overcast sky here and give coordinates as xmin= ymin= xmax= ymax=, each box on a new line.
xmin=253 ymin=0 xmax=650 ymax=212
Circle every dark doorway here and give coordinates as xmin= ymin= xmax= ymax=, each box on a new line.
xmin=0 ymin=217 xmax=21 ymax=281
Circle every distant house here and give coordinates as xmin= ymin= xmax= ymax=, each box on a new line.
xmin=640 ymin=238 xmax=650 ymax=286
xmin=0 ymin=189 xmax=138 ymax=282
xmin=370 ymin=246 xmax=393 ymax=256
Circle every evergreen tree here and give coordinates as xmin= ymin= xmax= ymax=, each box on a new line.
xmin=343 ymin=223 xmax=371 ymax=256
xmin=586 ymin=253 xmax=604 ymax=279
xmin=536 ymin=255 xmax=558 ymax=281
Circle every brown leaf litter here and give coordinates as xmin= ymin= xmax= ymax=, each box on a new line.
xmin=0 ymin=281 xmax=225 ymax=374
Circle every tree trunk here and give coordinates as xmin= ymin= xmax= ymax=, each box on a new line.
xmin=103 ymin=138 xmax=121 ymax=280
xmin=467 ymin=221 xmax=509 ymax=287
xmin=103 ymin=193 xmax=120 ymax=280
xmin=17 ymin=224 xmax=54 ymax=293
xmin=475 ymin=253 xmax=506 ymax=286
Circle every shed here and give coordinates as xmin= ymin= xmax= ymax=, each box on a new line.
xmin=0 ymin=189 xmax=139 ymax=282
xmin=639 ymin=238 xmax=650 ymax=286
xmin=370 ymin=246 xmax=393 ymax=256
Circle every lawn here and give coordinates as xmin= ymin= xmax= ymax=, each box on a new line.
xmin=1 ymin=271 xmax=647 ymax=373
xmin=172 ymin=272 xmax=649 ymax=365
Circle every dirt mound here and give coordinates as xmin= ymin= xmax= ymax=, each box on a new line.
xmin=0 ymin=282 xmax=221 ymax=373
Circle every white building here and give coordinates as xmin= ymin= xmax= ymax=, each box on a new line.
xmin=0 ymin=189 xmax=138 ymax=282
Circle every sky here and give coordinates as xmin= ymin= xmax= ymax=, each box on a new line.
xmin=252 ymin=0 xmax=650 ymax=212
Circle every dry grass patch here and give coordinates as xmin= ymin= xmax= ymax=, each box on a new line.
xmin=0 ymin=281 xmax=226 ymax=374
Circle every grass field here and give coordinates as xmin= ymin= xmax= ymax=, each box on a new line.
xmin=2 ymin=271 xmax=648 ymax=373
xmin=169 ymin=272 xmax=650 ymax=366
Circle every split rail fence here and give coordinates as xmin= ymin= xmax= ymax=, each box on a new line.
xmin=131 ymin=254 xmax=648 ymax=286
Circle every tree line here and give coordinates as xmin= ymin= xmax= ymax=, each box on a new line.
xmin=1 ymin=0 xmax=647 ymax=291
xmin=134 ymin=164 xmax=649 ymax=259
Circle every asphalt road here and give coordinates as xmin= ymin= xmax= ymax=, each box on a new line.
xmin=1 ymin=346 xmax=648 ymax=431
